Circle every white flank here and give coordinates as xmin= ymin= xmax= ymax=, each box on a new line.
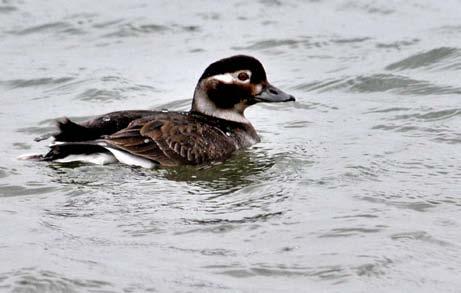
xmin=54 ymin=153 xmax=117 ymax=165
xmin=41 ymin=141 xmax=156 ymax=168
xmin=105 ymin=147 xmax=157 ymax=168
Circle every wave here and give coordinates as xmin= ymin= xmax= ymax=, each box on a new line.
xmin=233 ymin=36 xmax=371 ymax=51
xmin=0 ymin=269 xmax=113 ymax=292
xmin=8 ymin=21 xmax=85 ymax=36
xmin=0 ymin=77 xmax=74 ymax=89
xmin=293 ymin=73 xmax=461 ymax=95
xmin=385 ymin=47 xmax=461 ymax=71
xmin=0 ymin=5 xmax=17 ymax=13
xmin=390 ymin=108 xmax=461 ymax=122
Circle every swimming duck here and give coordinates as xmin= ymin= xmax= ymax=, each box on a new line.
xmin=22 ymin=55 xmax=295 ymax=167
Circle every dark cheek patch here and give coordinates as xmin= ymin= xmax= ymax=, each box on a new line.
xmin=208 ymin=83 xmax=252 ymax=109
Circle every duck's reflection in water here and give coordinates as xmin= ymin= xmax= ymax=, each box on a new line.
xmin=44 ymin=148 xmax=281 ymax=222
xmin=46 ymin=147 xmax=275 ymax=195
xmin=143 ymin=147 xmax=275 ymax=195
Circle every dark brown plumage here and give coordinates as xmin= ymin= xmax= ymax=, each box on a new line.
xmin=25 ymin=55 xmax=295 ymax=167
xmin=101 ymin=111 xmax=258 ymax=166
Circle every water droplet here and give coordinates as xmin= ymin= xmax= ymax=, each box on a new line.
xmin=102 ymin=116 xmax=111 ymax=122
xmin=225 ymin=132 xmax=231 ymax=136
xmin=144 ymin=139 xmax=150 ymax=144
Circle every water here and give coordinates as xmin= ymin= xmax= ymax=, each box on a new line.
xmin=1 ymin=0 xmax=461 ymax=292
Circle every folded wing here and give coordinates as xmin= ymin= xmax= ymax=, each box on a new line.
xmin=105 ymin=114 xmax=237 ymax=166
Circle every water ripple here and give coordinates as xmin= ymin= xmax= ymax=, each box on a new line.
xmin=369 ymin=106 xmax=461 ymax=144
xmin=385 ymin=47 xmax=461 ymax=71
xmin=0 ymin=77 xmax=74 ymax=89
xmin=183 ymin=211 xmax=283 ymax=227
xmin=391 ymin=108 xmax=461 ymax=122
xmin=210 ymin=263 xmax=350 ymax=280
xmin=0 ymin=167 xmax=8 ymax=179
xmin=339 ymin=1 xmax=395 ymax=15
xmin=103 ymin=22 xmax=170 ymax=38
xmin=234 ymin=35 xmax=372 ymax=53
xmin=74 ymin=76 xmax=158 ymax=102
xmin=434 ymin=25 xmax=461 ymax=36
xmin=319 ymin=227 xmax=383 ymax=238
xmin=391 ymin=231 xmax=453 ymax=247
xmin=233 ymin=38 xmax=310 ymax=50
xmin=154 ymin=98 xmax=190 ymax=111
xmin=102 ymin=21 xmax=200 ymax=38
xmin=354 ymin=257 xmax=393 ymax=277
xmin=376 ymin=39 xmax=419 ymax=50
xmin=295 ymin=74 xmax=461 ymax=95
xmin=76 ymin=88 xmax=126 ymax=101
xmin=0 ymin=184 xmax=58 ymax=197
xmin=9 ymin=21 xmax=85 ymax=36
xmin=0 ymin=269 xmax=113 ymax=292
xmin=0 ymin=5 xmax=17 ymax=13
xmin=359 ymin=195 xmax=436 ymax=212
xmin=332 ymin=37 xmax=371 ymax=44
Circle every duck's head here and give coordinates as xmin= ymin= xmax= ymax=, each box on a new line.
xmin=191 ymin=55 xmax=295 ymax=124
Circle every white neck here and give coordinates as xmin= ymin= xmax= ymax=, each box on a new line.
xmin=191 ymin=86 xmax=251 ymax=124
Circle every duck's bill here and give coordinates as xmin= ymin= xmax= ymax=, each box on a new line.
xmin=254 ymin=83 xmax=296 ymax=103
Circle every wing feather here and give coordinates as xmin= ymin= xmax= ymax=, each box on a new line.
xmin=103 ymin=114 xmax=237 ymax=165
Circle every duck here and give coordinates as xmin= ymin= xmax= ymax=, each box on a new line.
xmin=20 ymin=55 xmax=295 ymax=167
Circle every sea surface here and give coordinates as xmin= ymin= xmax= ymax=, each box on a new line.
xmin=1 ymin=0 xmax=461 ymax=292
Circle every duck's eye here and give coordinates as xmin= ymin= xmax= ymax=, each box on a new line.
xmin=237 ymin=72 xmax=250 ymax=81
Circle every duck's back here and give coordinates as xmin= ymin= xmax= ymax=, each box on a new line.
xmin=47 ymin=111 xmax=259 ymax=166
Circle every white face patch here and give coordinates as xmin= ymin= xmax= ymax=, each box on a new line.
xmin=211 ymin=73 xmax=234 ymax=83
xmin=209 ymin=70 xmax=252 ymax=84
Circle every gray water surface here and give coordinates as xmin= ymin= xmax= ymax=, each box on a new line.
xmin=1 ymin=0 xmax=461 ymax=292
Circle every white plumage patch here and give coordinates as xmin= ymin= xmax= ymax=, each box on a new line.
xmin=210 ymin=70 xmax=252 ymax=84
xmin=39 ymin=141 xmax=157 ymax=168
xmin=105 ymin=147 xmax=157 ymax=168
xmin=54 ymin=153 xmax=117 ymax=165
xmin=193 ymin=95 xmax=250 ymax=124
xmin=211 ymin=73 xmax=234 ymax=83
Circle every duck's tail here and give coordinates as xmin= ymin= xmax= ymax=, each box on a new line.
xmin=17 ymin=139 xmax=114 ymax=165
xmin=17 ymin=153 xmax=46 ymax=161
